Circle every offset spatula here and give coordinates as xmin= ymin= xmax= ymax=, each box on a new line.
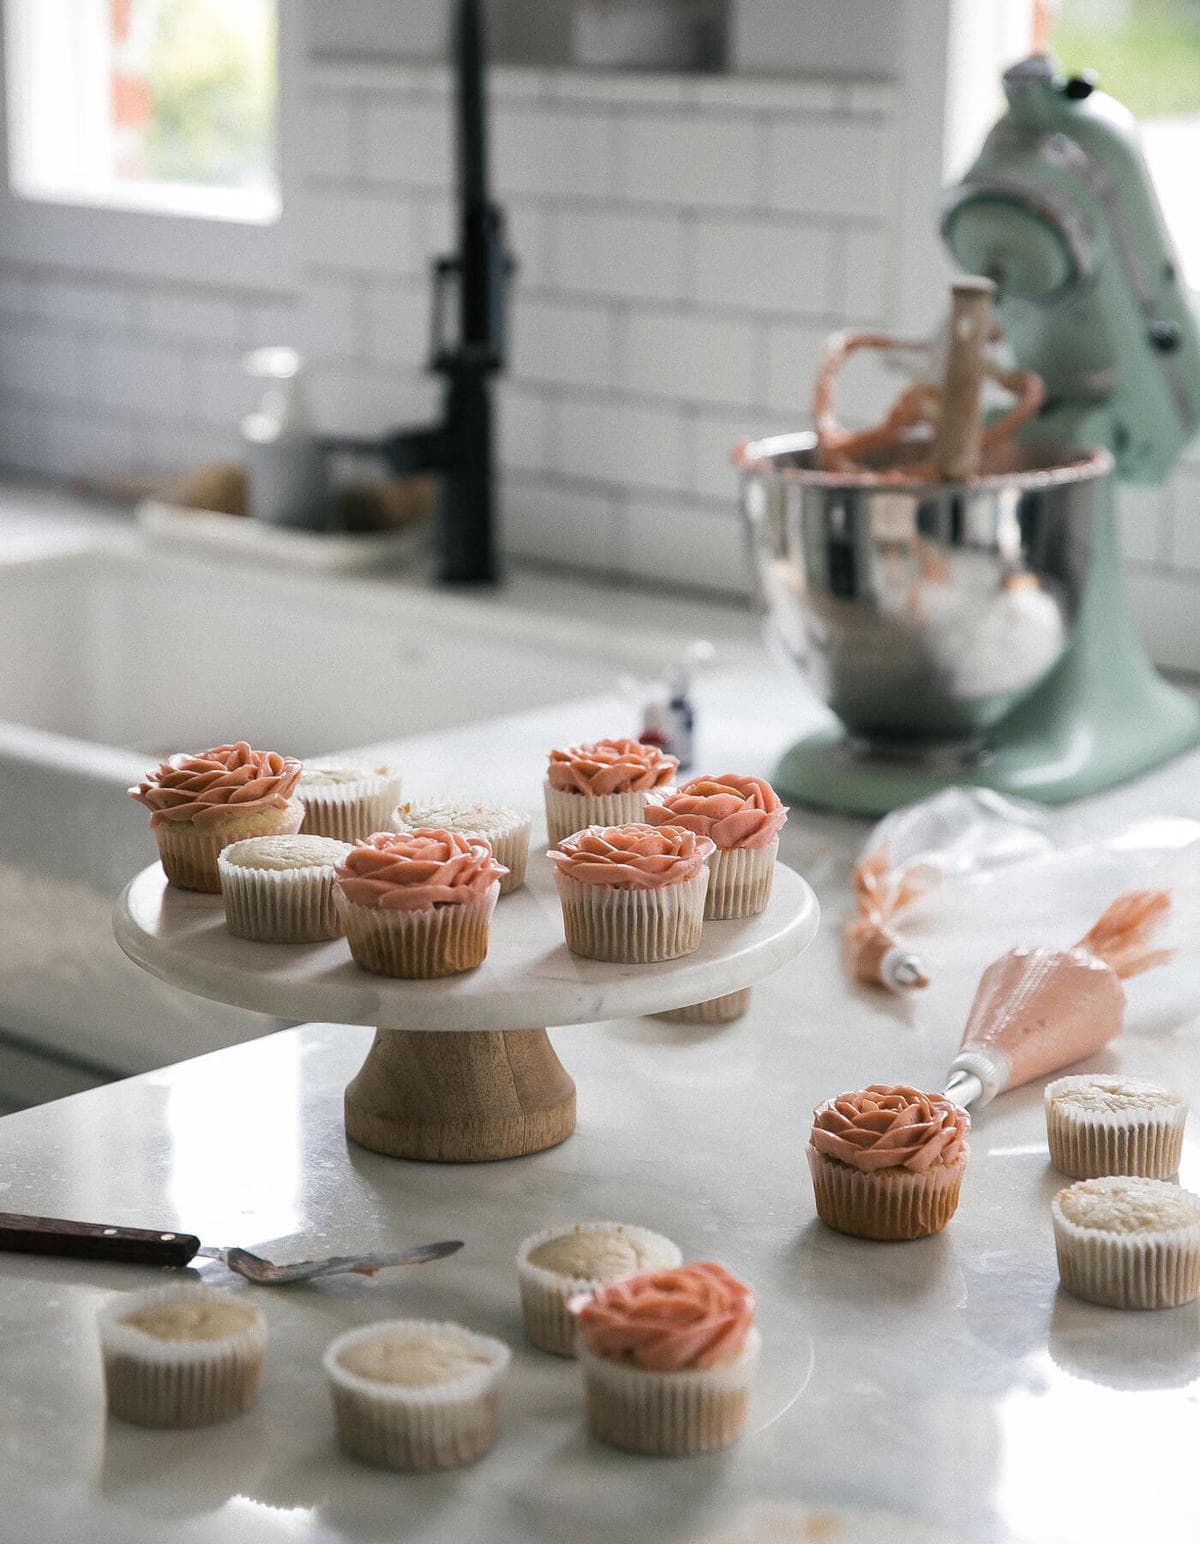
xmin=0 ymin=1212 xmax=462 ymax=1285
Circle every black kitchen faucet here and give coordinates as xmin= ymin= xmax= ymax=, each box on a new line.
xmin=322 ymin=0 xmax=513 ymax=584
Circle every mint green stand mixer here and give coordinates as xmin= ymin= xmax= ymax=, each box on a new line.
xmin=740 ymin=54 xmax=1200 ymax=816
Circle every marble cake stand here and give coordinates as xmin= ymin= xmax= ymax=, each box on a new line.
xmin=114 ymin=859 xmax=819 ymax=1164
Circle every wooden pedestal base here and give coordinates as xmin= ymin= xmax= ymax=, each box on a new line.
xmin=344 ymin=1027 xmax=577 ymax=1162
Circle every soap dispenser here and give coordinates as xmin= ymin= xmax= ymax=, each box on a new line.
xmin=241 ymin=347 xmax=329 ymax=530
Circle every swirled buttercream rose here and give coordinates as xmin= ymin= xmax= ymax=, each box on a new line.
xmin=571 ymin=1262 xmax=755 ymax=1371
xmin=334 ymin=829 xmax=507 ymax=911
xmin=645 ymin=774 xmax=787 ymax=850
xmin=129 ymin=742 xmax=302 ymax=828
xmin=548 ymin=824 xmax=714 ymax=890
xmin=810 ymin=1086 xmax=969 ymax=1174
xmin=547 ymin=739 xmax=678 ymax=797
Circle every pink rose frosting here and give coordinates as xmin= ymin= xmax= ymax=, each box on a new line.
xmin=810 ymin=1086 xmax=969 ymax=1174
xmin=548 ymin=823 xmax=714 ymax=890
xmin=547 ymin=738 xmax=678 ymax=797
xmin=572 ymin=1262 xmax=755 ymax=1371
xmin=334 ymin=829 xmax=506 ymax=911
xmin=129 ymin=742 xmax=302 ymax=828
xmin=645 ymin=773 xmax=787 ymax=851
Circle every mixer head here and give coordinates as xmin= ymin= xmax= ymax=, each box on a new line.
xmin=941 ymin=53 xmax=1200 ymax=483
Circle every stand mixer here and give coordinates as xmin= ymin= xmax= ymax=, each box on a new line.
xmin=740 ymin=54 xmax=1200 ymax=816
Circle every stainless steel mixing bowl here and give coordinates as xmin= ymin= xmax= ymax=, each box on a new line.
xmin=737 ymin=433 xmax=1113 ymax=755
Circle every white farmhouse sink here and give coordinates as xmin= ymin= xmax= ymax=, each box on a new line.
xmin=0 ymin=535 xmax=727 ymax=1079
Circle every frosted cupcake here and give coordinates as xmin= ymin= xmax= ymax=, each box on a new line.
xmin=544 ymin=738 xmax=678 ymax=846
xmin=645 ymin=773 xmax=788 ymax=921
xmin=333 ymin=829 xmax=506 ymax=978
xmin=1052 ymin=1175 xmax=1200 ymax=1309
xmin=323 ymin=1319 xmax=510 ymax=1469
xmin=517 ymin=1221 xmax=682 ymax=1356
xmin=218 ymin=834 xmax=352 ymax=943
xmin=807 ymin=1085 xmax=970 ymax=1241
xmin=1045 ymin=1075 xmax=1188 ymax=1181
xmin=297 ymin=762 xmax=402 ymax=843
xmin=129 ymin=741 xmax=304 ymax=893
xmin=393 ymin=798 xmax=532 ymax=895
xmin=549 ymin=823 xmax=713 ymax=964
xmin=570 ymin=1261 xmax=759 ymax=1456
xmin=98 ymin=1284 xmax=266 ymax=1428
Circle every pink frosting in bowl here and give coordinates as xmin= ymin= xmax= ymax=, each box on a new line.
xmin=645 ymin=773 xmax=786 ymax=851
xmin=129 ymin=742 xmax=302 ymax=828
xmin=334 ymin=830 xmax=507 ymax=911
xmin=548 ymin=823 xmax=714 ymax=890
xmin=547 ymin=738 xmax=678 ymax=797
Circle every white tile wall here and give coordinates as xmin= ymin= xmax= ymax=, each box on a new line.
xmin=1 ymin=56 xmax=1198 ymax=659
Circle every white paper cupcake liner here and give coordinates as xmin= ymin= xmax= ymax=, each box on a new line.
xmin=554 ymin=869 xmax=708 ymax=963
xmin=516 ymin=1223 xmax=682 ymax=1357
xmin=705 ymin=840 xmax=778 ymax=921
xmin=654 ymin=988 xmax=753 ymax=1025
xmin=218 ymin=855 xmax=346 ymax=942
xmin=392 ymin=805 xmax=532 ymax=896
xmin=98 ymin=1284 xmax=266 ymax=1428
xmin=578 ymin=1329 xmax=760 ymax=1456
xmin=335 ymin=884 xmax=499 ymax=977
xmin=323 ymin=1319 xmax=510 ymax=1470
xmin=544 ymin=783 xmax=650 ymax=846
xmin=1052 ymin=1189 xmax=1200 ymax=1309
xmin=807 ymin=1144 xmax=967 ymax=1241
xmin=153 ymin=801 xmax=305 ymax=894
xmin=1044 ymin=1078 xmax=1188 ymax=1180
xmin=300 ymin=772 xmax=403 ymax=843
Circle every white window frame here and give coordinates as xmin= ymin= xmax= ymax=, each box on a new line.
xmin=0 ymin=0 xmax=299 ymax=293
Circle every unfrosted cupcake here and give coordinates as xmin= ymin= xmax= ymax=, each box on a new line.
xmin=323 ymin=1319 xmax=510 ymax=1469
xmin=218 ymin=834 xmax=352 ymax=942
xmin=129 ymin=741 xmax=304 ymax=892
xmin=544 ymin=738 xmax=678 ymax=845
xmin=548 ymin=823 xmax=713 ymax=964
xmin=297 ymin=762 xmax=402 ymax=843
xmin=570 ymin=1261 xmax=759 ymax=1456
xmin=333 ymin=829 xmax=506 ymax=978
xmin=98 ymin=1284 xmax=266 ymax=1428
xmin=645 ymin=773 xmax=788 ymax=920
xmin=1052 ymin=1175 xmax=1200 ymax=1309
xmin=517 ymin=1221 xmax=682 ymax=1356
xmin=1045 ymin=1075 xmax=1188 ymax=1180
xmin=807 ymin=1085 xmax=970 ymax=1241
xmin=393 ymin=798 xmax=531 ymax=895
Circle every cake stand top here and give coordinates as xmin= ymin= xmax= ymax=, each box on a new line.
xmin=114 ymin=859 xmax=820 ymax=1031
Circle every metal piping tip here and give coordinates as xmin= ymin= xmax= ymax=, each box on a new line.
xmin=888 ymin=954 xmax=930 ymax=991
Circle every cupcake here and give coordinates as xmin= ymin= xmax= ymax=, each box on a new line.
xmin=1045 ymin=1074 xmax=1188 ymax=1181
xmin=333 ymin=829 xmax=506 ymax=978
xmin=544 ymin=738 xmax=678 ymax=846
xmin=129 ymin=741 xmax=304 ymax=893
xmin=807 ymin=1085 xmax=969 ymax=1241
xmin=393 ymin=798 xmax=532 ymax=895
xmin=654 ymin=988 xmax=753 ymax=1026
xmin=98 ymin=1284 xmax=266 ymax=1428
xmin=517 ymin=1222 xmax=682 ymax=1356
xmin=323 ymin=1320 xmax=510 ymax=1469
xmin=1052 ymin=1175 xmax=1200 ymax=1309
xmin=570 ymin=1261 xmax=759 ymax=1456
xmin=297 ymin=762 xmax=402 ymax=843
xmin=548 ymin=824 xmax=713 ymax=964
xmin=218 ymin=834 xmax=352 ymax=943
xmin=645 ymin=773 xmax=788 ymax=920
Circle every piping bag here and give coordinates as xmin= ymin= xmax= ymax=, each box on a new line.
xmin=943 ymin=889 xmax=1173 ymax=1109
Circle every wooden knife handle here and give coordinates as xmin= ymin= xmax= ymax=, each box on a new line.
xmin=0 ymin=1213 xmax=201 ymax=1267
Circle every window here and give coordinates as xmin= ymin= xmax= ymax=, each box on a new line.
xmin=1046 ymin=0 xmax=1200 ymax=286
xmin=4 ymin=0 xmax=278 ymax=224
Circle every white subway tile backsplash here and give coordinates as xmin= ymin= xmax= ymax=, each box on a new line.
xmin=300 ymin=275 xmax=364 ymax=359
xmin=304 ymin=95 xmax=358 ymax=181
xmin=296 ymin=191 xmax=414 ymax=276
xmin=0 ymin=393 xmax=38 ymax=467
xmin=844 ymin=81 xmax=895 ymax=115
xmin=626 ymin=495 xmax=751 ymax=595
xmin=1127 ymin=568 xmax=1200 ymax=675
xmin=0 ymin=272 xmax=32 ymax=316
xmin=143 ymin=290 xmax=243 ymax=344
xmin=693 ymin=219 xmax=833 ymax=314
xmin=624 ymin=309 xmax=755 ymax=406
xmin=768 ymin=119 xmax=888 ymax=218
xmin=196 ymin=351 xmax=262 ymax=428
xmin=42 ymin=407 xmax=137 ymax=477
xmin=494 ymin=106 xmax=614 ymax=199
xmin=246 ymin=296 xmax=300 ymax=349
xmin=0 ymin=324 xmax=81 ymax=402
xmin=621 ymin=113 xmax=758 ymax=209
xmin=513 ymin=296 xmax=615 ymax=389
xmin=562 ymin=70 xmax=688 ymax=106
xmin=1167 ymin=468 xmax=1200 ymax=571
xmin=32 ymin=278 xmax=137 ymax=331
xmin=691 ymin=77 xmax=839 ymax=113
xmin=367 ymin=281 xmax=431 ymax=368
xmin=501 ymin=477 xmax=622 ymax=570
xmin=364 ymin=100 xmax=452 ymax=188
xmin=86 ymin=337 xmax=191 ymax=419
xmin=498 ymin=384 xmax=549 ymax=473
xmin=690 ymin=407 xmax=798 ymax=500
xmin=309 ymin=361 xmax=438 ymax=438
xmin=556 ymin=208 xmax=684 ymax=303
xmin=837 ymin=225 xmax=889 ymax=323
xmin=765 ymin=319 xmax=855 ymax=416
xmin=557 ymin=395 xmax=684 ymax=491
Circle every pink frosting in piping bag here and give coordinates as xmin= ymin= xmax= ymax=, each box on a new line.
xmin=945 ymin=889 xmax=1172 ymax=1106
